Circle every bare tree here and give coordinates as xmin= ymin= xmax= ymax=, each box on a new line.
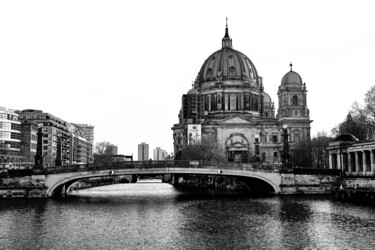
xmin=339 ymin=113 xmax=367 ymax=140
xmin=179 ymin=137 xmax=225 ymax=162
xmin=350 ymin=85 xmax=375 ymax=139
xmin=311 ymin=134 xmax=333 ymax=168
xmin=291 ymin=140 xmax=312 ymax=168
xmin=94 ymin=141 xmax=112 ymax=155
xmin=291 ymin=131 xmax=333 ymax=168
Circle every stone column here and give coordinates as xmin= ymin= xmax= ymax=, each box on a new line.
xmin=329 ymin=153 xmax=333 ymax=169
xmin=371 ymin=150 xmax=375 ymax=175
xmin=347 ymin=152 xmax=352 ymax=174
xmin=337 ymin=153 xmax=341 ymax=171
xmin=363 ymin=151 xmax=367 ymax=175
xmin=355 ymin=151 xmax=360 ymax=174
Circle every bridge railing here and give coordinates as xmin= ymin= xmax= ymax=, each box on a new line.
xmin=34 ymin=160 xmax=283 ymax=175
xmin=37 ymin=160 xmax=191 ymax=174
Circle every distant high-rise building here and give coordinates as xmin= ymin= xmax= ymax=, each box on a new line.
xmin=0 ymin=106 xmax=24 ymax=168
xmin=138 ymin=142 xmax=149 ymax=161
xmin=105 ymin=144 xmax=118 ymax=155
xmin=153 ymin=147 xmax=167 ymax=160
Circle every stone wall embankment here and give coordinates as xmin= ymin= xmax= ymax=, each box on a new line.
xmin=0 ymin=175 xmax=47 ymax=198
xmin=280 ymin=173 xmax=340 ymax=195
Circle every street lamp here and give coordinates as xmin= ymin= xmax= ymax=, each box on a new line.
xmin=281 ymin=125 xmax=291 ymax=170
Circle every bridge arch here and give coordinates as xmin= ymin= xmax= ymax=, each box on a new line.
xmin=45 ymin=167 xmax=281 ymax=197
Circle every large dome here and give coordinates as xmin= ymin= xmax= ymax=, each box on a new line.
xmin=196 ymin=25 xmax=259 ymax=84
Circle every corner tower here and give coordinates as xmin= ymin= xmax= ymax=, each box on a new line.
xmin=277 ymin=63 xmax=312 ymax=142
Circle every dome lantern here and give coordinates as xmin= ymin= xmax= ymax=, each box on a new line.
xmin=222 ymin=17 xmax=232 ymax=48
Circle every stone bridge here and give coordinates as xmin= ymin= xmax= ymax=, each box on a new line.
xmin=41 ymin=161 xmax=283 ymax=197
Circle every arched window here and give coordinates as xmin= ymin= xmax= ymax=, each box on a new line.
xmin=217 ymin=94 xmax=222 ymax=110
xmin=292 ymin=95 xmax=298 ymax=106
xmin=211 ymin=95 xmax=216 ymax=110
xmin=244 ymin=93 xmax=250 ymax=110
xmin=237 ymin=95 xmax=242 ymax=110
xmin=227 ymin=95 xmax=230 ymax=110
xmin=230 ymin=94 xmax=237 ymax=110
xmin=294 ymin=133 xmax=301 ymax=142
xmin=207 ymin=68 xmax=213 ymax=77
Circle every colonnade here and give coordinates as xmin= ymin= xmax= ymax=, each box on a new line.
xmin=329 ymin=149 xmax=375 ymax=175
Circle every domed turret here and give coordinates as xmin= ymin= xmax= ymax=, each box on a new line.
xmin=187 ymin=88 xmax=199 ymax=95
xmin=263 ymin=92 xmax=272 ymax=104
xmin=280 ymin=63 xmax=303 ymax=88
xmin=277 ymin=63 xmax=311 ymax=142
xmin=263 ymin=92 xmax=275 ymax=118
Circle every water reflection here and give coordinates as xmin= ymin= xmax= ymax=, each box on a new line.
xmin=1 ymin=184 xmax=375 ymax=249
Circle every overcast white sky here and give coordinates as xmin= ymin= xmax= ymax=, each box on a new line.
xmin=1 ymin=1 xmax=374 ymax=159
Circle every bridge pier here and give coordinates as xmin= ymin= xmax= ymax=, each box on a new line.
xmin=131 ymin=175 xmax=138 ymax=183
xmin=162 ymin=174 xmax=172 ymax=183
xmin=61 ymin=184 xmax=66 ymax=197
xmin=170 ymin=174 xmax=180 ymax=185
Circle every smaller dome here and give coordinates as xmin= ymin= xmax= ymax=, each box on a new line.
xmin=281 ymin=70 xmax=303 ymax=85
xmin=263 ymin=92 xmax=272 ymax=104
xmin=187 ymin=88 xmax=199 ymax=95
xmin=335 ymin=133 xmax=359 ymax=142
xmin=281 ymin=63 xmax=303 ymax=86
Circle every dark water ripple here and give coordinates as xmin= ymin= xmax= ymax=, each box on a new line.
xmin=1 ymin=183 xmax=375 ymax=250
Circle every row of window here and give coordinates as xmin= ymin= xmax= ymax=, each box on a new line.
xmin=204 ymin=93 xmax=263 ymax=112
xmin=0 ymin=122 xmax=21 ymax=131
xmin=0 ymin=122 xmax=10 ymax=130
xmin=0 ymin=113 xmax=18 ymax=121
xmin=1 ymin=131 xmax=26 ymax=140
xmin=0 ymin=141 xmax=20 ymax=149
xmin=11 ymin=133 xmax=21 ymax=140
xmin=0 ymin=131 xmax=10 ymax=139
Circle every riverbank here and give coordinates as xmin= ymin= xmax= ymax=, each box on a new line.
xmin=332 ymin=187 xmax=375 ymax=205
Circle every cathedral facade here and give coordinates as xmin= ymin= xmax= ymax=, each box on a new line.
xmin=172 ymin=24 xmax=312 ymax=163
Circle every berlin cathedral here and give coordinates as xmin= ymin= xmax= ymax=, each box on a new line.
xmin=172 ymin=23 xmax=312 ymax=163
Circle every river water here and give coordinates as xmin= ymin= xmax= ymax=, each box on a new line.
xmin=1 ymin=183 xmax=375 ymax=250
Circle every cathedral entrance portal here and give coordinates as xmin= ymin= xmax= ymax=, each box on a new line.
xmin=225 ymin=133 xmax=250 ymax=163
xmin=228 ymin=150 xmax=249 ymax=163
